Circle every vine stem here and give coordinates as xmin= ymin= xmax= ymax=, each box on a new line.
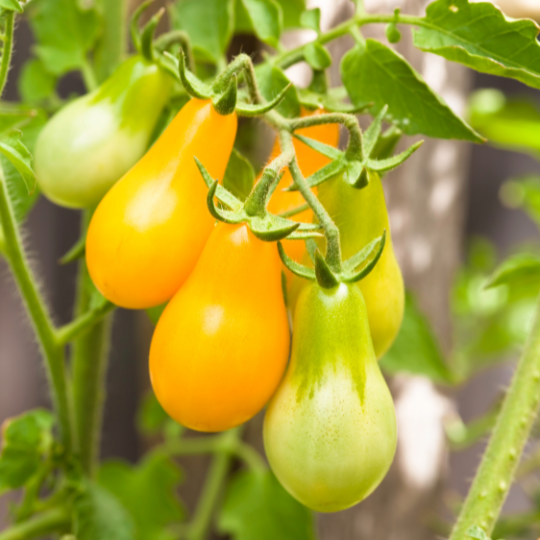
xmin=0 ymin=508 xmax=70 ymax=540
xmin=449 ymin=294 xmax=540 ymax=539
xmin=0 ymin=166 xmax=73 ymax=452
xmin=0 ymin=11 xmax=14 ymax=98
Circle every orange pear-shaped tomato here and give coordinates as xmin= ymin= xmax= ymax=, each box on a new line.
xmin=86 ymin=98 xmax=238 ymax=309
xmin=149 ymin=222 xmax=290 ymax=432
xmin=267 ymin=108 xmax=339 ymax=264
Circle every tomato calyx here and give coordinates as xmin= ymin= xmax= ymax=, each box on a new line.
xmin=195 ymin=158 xmax=321 ymax=243
xmin=130 ymin=1 xmax=164 ymax=63
xmin=278 ymin=230 xmax=387 ymax=289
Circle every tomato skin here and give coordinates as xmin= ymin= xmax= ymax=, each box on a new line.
xmin=266 ymin=108 xmax=340 ymax=264
xmin=264 ymin=281 xmax=396 ymax=512
xmin=317 ymin=172 xmax=404 ymax=358
xmin=86 ymin=98 xmax=238 ymax=309
xmin=35 ymin=56 xmax=172 ymax=209
xmin=149 ymin=223 xmax=290 ymax=432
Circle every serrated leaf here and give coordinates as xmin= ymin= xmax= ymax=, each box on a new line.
xmin=241 ymin=0 xmax=282 ymax=47
xmin=223 ymin=148 xmax=255 ymax=201
xmin=27 ymin=0 xmax=101 ymax=76
xmin=97 ymin=453 xmax=184 ymax=540
xmin=170 ymin=0 xmax=235 ymax=63
xmin=19 ymin=58 xmax=57 ymax=103
xmin=0 ymin=409 xmax=54 ymax=492
xmin=414 ymin=0 xmax=540 ymax=90
xmin=381 ymin=293 xmax=455 ymax=384
xmin=0 ymin=131 xmax=36 ymax=193
xmin=341 ymin=40 xmax=482 ymax=142
xmin=218 ymin=470 xmax=315 ymax=540
xmin=300 ymin=8 xmax=320 ymax=33
xmin=255 ymin=63 xmax=300 ymax=118
xmin=485 ymin=253 xmax=540 ymax=292
xmin=303 ymin=42 xmax=331 ymax=70
xmin=0 ymin=0 xmax=22 ymax=13
xmin=74 ymin=483 xmax=135 ymax=540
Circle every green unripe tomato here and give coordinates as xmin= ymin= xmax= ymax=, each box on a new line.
xmin=34 ymin=56 xmax=172 ymax=208
xmin=264 ymin=281 xmax=397 ymax=513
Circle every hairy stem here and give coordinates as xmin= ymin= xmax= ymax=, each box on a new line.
xmin=450 ymin=294 xmax=540 ymax=538
xmin=0 ymin=11 xmax=14 ymax=99
xmin=71 ymin=212 xmax=113 ymax=475
xmin=213 ymin=53 xmax=263 ymax=104
xmin=0 ymin=167 xmax=73 ymax=451
xmin=0 ymin=508 xmax=70 ymax=540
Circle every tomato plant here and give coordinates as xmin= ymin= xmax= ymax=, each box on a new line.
xmin=0 ymin=1 xmax=540 ymax=539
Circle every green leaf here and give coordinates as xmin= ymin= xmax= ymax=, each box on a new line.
xmin=414 ymin=0 xmax=540 ymax=90
xmin=381 ymin=293 xmax=455 ymax=384
xmin=299 ymin=8 xmax=320 ymax=33
xmin=467 ymin=525 xmax=491 ymax=540
xmin=240 ymin=0 xmax=282 ymax=47
xmin=19 ymin=59 xmax=57 ymax=103
xmin=277 ymin=0 xmax=305 ymax=28
xmin=303 ymin=42 xmax=331 ymax=70
xmin=27 ymin=0 xmax=101 ymax=76
xmin=341 ymin=40 xmax=482 ymax=142
xmin=0 ymin=130 xmax=36 ymax=193
xmin=485 ymin=253 xmax=540 ymax=293
xmin=255 ymin=62 xmax=300 ymax=118
xmin=0 ymin=409 xmax=54 ymax=492
xmin=136 ymin=391 xmax=171 ymax=436
xmin=218 ymin=470 xmax=315 ymax=540
xmin=97 ymin=453 xmax=184 ymax=540
xmin=73 ymin=483 xmax=135 ymax=540
xmin=500 ymin=175 xmax=540 ymax=228
xmin=170 ymin=0 xmax=235 ymax=64
xmin=223 ymin=148 xmax=255 ymax=202
xmin=0 ymin=0 xmax=22 ymax=13
xmin=468 ymin=89 xmax=540 ymax=157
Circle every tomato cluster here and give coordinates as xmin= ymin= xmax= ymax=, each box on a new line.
xmin=34 ymin=55 xmax=404 ymax=513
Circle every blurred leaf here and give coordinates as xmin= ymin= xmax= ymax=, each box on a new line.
xmin=240 ymin=0 xmax=282 ymax=47
xmin=341 ymin=41 xmax=482 ymax=142
xmin=486 ymin=253 xmax=540 ymax=292
xmin=0 ymin=409 xmax=54 ymax=492
xmin=0 ymin=0 xmax=22 ymax=12
xmin=0 ymin=107 xmax=36 ymax=136
xmin=381 ymin=293 xmax=455 ymax=384
xmin=27 ymin=0 xmax=101 ymax=76
xmin=170 ymin=0 xmax=235 ymax=64
xmin=255 ymin=63 xmax=300 ymax=118
xmin=469 ymin=90 xmax=540 ymax=157
xmin=218 ymin=470 xmax=315 ymax=540
xmin=137 ymin=391 xmax=171 ymax=436
xmin=414 ymin=0 xmax=540 ymax=90
xmin=19 ymin=59 xmax=57 ymax=104
xmin=97 ymin=453 xmax=184 ymax=540
xmin=235 ymin=0 xmax=304 ymax=31
xmin=0 ymin=130 xmax=36 ymax=193
xmin=467 ymin=525 xmax=491 ymax=540
xmin=500 ymin=176 xmax=540 ymax=228
xmin=73 ymin=482 xmax=135 ymax=540
xmin=303 ymin=43 xmax=331 ymax=70
xmin=223 ymin=148 xmax=255 ymax=202
xmin=300 ymin=8 xmax=320 ymax=33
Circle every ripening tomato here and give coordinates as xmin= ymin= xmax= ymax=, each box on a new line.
xmin=149 ymin=222 xmax=290 ymax=432
xmin=86 ymin=98 xmax=237 ymax=309
xmin=35 ymin=56 xmax=172 ymax=208
xmin=264 ymin=281 xmax=397 ymax=512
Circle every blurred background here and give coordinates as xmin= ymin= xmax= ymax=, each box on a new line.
xmin=1 ymin=0 xmax=540 ymax=538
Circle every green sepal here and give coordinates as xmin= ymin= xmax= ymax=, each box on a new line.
xmin=305 ymin=238 xmax=317 ymax=263
xmin=171 ymin=49 xmax=212 ymax=99
xmin=130 ymin=0 xmax=153 ymax=54
xmin=59 ymin=234 xmax=86 ymax=265
xmin=249 ymin=216 xmax=300 ymax=242
xmin=342 ymin=231 xmax=386 ymax=283
xmin=213 ymin=75 xmax=238 ymax=116
xmin=206 ymin=181 xmax=244 ymax=224
xmin=245 ymin=167 xmax=279 ymax=217
xmin=367 ymin=141 xmax=423 ymax=173
xmin=235 ymin=84 xmax=292 ymax=117
xmin=286 ymin=159 xmax=345 ymax=191
xmin=277 ymin=242 xmax=316 ymax=281
xmin=362 ymin=106 xmax=387 ymax=158
xmin=343 ymin=160 xmax=367 ymax=188
xmin=371 ymin=125 xmax=402 ymax=160
xmin=293 ymin=134 xmax=342 ymax=160
xmin=140 ymin=7 xmax=165 ymax=62
xmin=286 ymin=229 xmax=324 ymax=241
xmin=314 ymin=249 xmax=340 ymax=289
xmin=195 ymin=157 xmax=243 ymax=210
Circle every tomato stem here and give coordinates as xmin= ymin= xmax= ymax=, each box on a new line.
xmin=449 ymin=294 xmax=540 ymax=539
xmin=0 ymin=11 xmax=14 ymax=99
xmin=0 ymin=507 xmax=71 ymax=540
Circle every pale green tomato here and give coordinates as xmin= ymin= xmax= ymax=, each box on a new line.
xmin=264 ymin=282 xmax=397 ymax=512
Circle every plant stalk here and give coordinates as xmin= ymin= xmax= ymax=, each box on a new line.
xmin=450 ymin=294 xmax=540 ymax=538
xmin=0 ymin=11 xmax=14 ymax=98
xmin=0 ymin=508 xmax=70 ymax=540
xmin=0 ymin=167 xmax=73 ymax=451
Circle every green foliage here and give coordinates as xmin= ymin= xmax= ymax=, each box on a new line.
xmin=0 ymin=0 xmax=21 ymax=13
xmin=97 ymin=453 xmax=185 ymax=540
xmin=381 ymin=293 xmax=455 ymax=384
xmin=485 ymin=253 xmax=540 ymax=292
xmin=236 ymin=0 xmax=304 ymax=32
xmin=255 ymin=63 xmax=300 ymax=118
xmin=414 ymin=0 xmax=540 ymax=91
xmin=223 ymin=148 xmax=255 ymax=201
xmin=303 ymin=43 xmax=331 ymax=71
xmin=0 ymin=409 xmax=54 ymax=492
xmin=26 ymin=0 xmax=101 ymax=76
xmin=218 ymin=470 xmax=315 ymax=540
xmin=341 ymin=41 xmax=482 ymax=142
xmin=501 ymin=175 xmax=540 ymax=227
xmin=300 ymin=8 xmax=321 ymax=34
xmin=137 ymin=391 xmax=172 ymax=437
xmin=19 ymin=59 xmax=57 ymax=104
xmin=240 ymin=0 xmax=282 ymax=47
xmin=73 ymin=482 xmax=135 ymax=540
xmin=0 ymin=130 xmax=36 ymax=193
